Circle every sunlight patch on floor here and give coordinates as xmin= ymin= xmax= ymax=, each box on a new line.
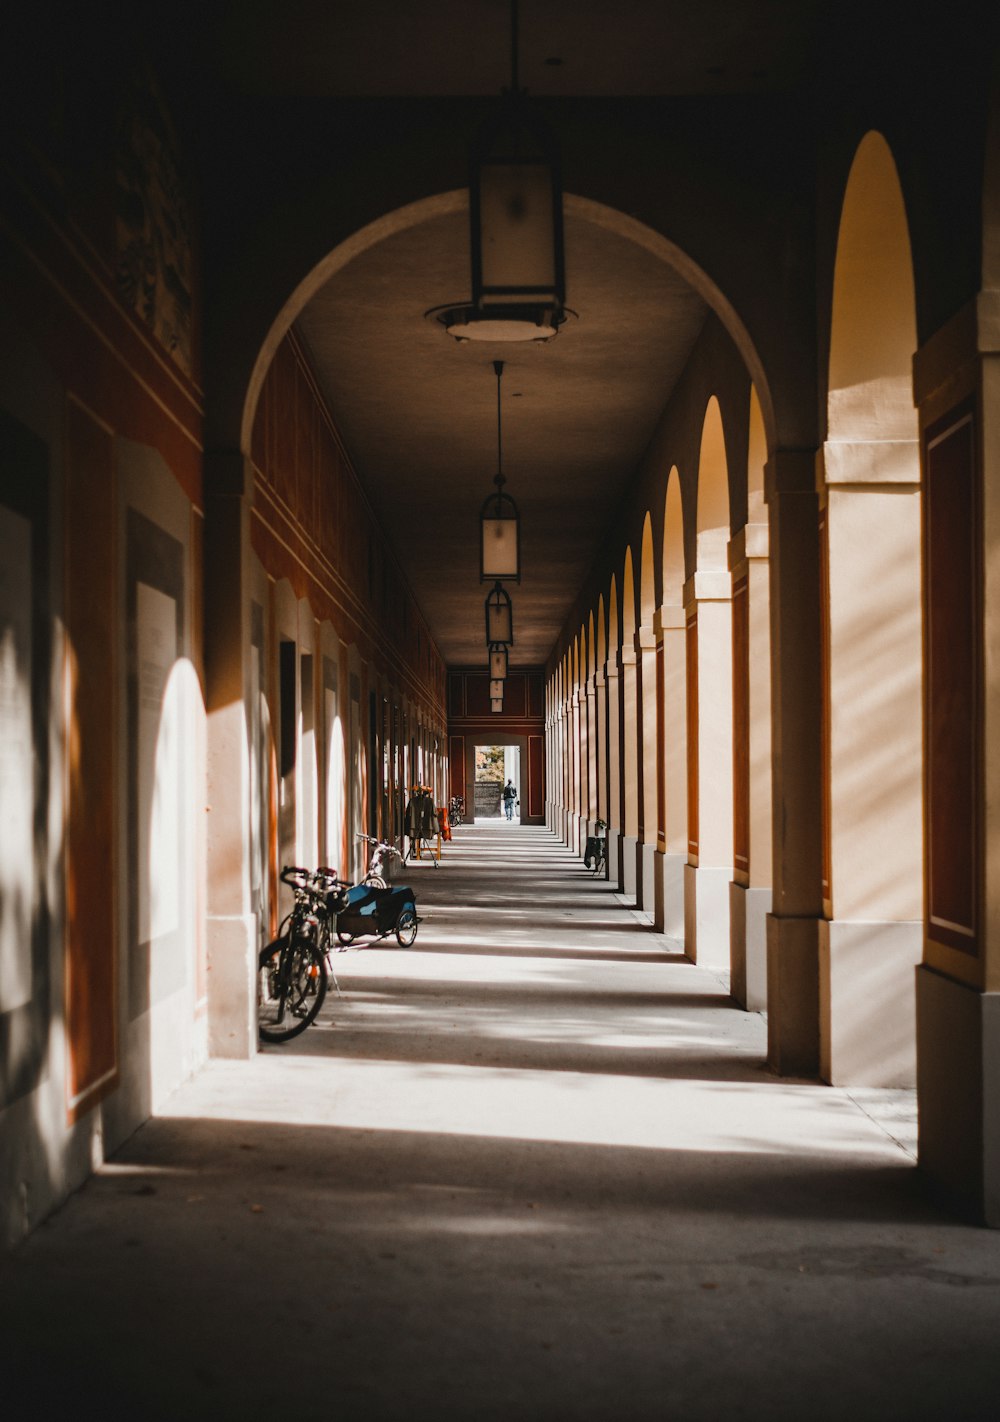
xmin=159 ymin=1056 xmax=912 ymax=1164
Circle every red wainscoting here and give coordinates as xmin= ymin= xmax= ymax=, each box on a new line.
xmin=65 ymin=400 xmax=119 ymax=1121
xmin=924 ymin=402 xmax=979 ymax=963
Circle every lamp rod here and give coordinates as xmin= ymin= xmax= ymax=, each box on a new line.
xmin=510 ymin=0 xmax=519 ymax=93
xmin=494 ymin=359 xmax=505 ymax=492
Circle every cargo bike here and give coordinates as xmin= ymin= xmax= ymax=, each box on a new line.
xmin=335 ymin=834 xmax=420 ymax=948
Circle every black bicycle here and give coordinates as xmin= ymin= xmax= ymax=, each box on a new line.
xmin=258 ymin=865 xmax=349 ymax=1043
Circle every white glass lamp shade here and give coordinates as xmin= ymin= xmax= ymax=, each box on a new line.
xmin=490 ymin=678 xmax=504 ymax=699
xmin=480 ymin=489 xmax=520 ymax=582
xmin=481 ymin=513 xmax=520 ymax=580
xmin=491 ymin=697 xmax=503 ymax=713
xmin=489 ymin=645 xmax=508 ymax=679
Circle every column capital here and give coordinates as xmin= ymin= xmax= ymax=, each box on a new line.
xmin=657 ymin=604 xmax=686 ymax=631
xmin=728 ymin=522 xmax=770 ymax=574
xmin=765 ymin=447 xmax=819 ymax=502
xmin=205 ymin=448 xmax=253 ymax=499
xmin=683 ymin=570 xmax=731 ymax=605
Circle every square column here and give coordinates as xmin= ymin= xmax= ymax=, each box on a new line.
xmin=766 ymin=451 xmax=824 ymax=1077
xmin=729 ymin=523 xmax=773 ymax=1011
xmin=586 ymin=674 xmax=598 ymax=837
xmin=658 ymin=605 xmax=687 ymax=940
xmin=638 ymin=625 xmax=658 ymax=914
xmin=204 ymin=452 xmax=259 ymax=1060
xmin=619 ymin=644 xmax=640 ymax=900
xmin=683 ymin=570 xmax=733 ymax=970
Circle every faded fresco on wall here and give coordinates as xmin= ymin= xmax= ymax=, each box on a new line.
xmin=116 ymin=65 xmax=193 ymax=376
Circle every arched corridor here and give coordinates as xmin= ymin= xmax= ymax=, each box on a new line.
xmin=5 ymin=7 xmax=1000 ymax=1410
xmin=7 ymin=823 xmax=1000 ymax=1419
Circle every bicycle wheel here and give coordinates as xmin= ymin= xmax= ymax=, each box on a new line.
xmin=258 ymin=934 xmax=327 ymax=1043
xmin=395 ymin=908 xmax=418 ymax=947
xmin=337 ymin=928 xmax=355 ymax=946
xmin=363 ymin=874 xmax=387 ymax=890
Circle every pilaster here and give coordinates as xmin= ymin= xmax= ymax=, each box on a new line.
xmin=765 ymin=447 xmax=823 ymax=1075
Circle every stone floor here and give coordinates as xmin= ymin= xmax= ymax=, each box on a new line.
xmin=3 ymin=823 xmax=1000 ymax=1420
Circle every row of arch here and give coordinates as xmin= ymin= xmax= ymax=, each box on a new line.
xmin=545 ymin=130 xmax=923 ymax=1089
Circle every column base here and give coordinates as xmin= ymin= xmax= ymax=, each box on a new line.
xmin=683 ymin=863 xmax=732 ymax=969
xmin=207 ymin=913 xmax=259 ymax=1060
xmin=605 ymin=828 xmax=621 ymax=888
xmin=659 ymin=852 xmax=685 ymax=940
xmin=730 ymin=883 xmax=771 ymax=1011
xmin=622 ymin=835 xmax=640 ymax=900
xmin=917 ymin=966 xmax=1000 ymax=1226
xmin=819 ymin=919 xmax=921 ymax=1086
xmin=766 ymin=914 xmax=820 ymax=1077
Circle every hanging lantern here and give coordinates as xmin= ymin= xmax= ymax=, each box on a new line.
xmin=462 ymin=85 xmax=565 ymax=343
xmin=480 ymin=360 xmax=521 ymax=582
xmin=489 ymin=643 xmax=509 ymax=679
xmin=485 ymin=580 xmax=513 ymax=645
xmin=481 ymin=489 xmax=520 ymax=580
xmin=426 ymin=0 xmax=572 ymax=345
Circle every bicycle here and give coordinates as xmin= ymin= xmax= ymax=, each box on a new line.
xmin=258 ymin=865 xmax=350 ymax=1043
xmin=448 ymin=794 xmax=465 ymax=827
xmin=357 ymin=832 xmax=402 ymax=889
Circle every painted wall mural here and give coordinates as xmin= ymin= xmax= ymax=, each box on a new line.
xmin=116 ymin=64 xmax=193 ymax=377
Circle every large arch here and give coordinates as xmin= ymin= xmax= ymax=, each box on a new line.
xmin=821 ymin=130 xmax=922 ymax=1087
xmin=229 ymin=189 xmax=781 ymax=460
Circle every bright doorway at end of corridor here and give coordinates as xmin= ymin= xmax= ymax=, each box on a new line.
xmin=475 ymin=744 xmax=521 ymax=823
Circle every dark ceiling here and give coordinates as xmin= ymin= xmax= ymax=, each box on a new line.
xmin=148 ymin=1 xmax=836 ymax=670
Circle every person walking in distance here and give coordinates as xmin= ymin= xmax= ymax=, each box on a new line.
xmin=502 ymin=779 xmax=518 ymax=821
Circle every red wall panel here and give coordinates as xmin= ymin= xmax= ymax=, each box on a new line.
xmin=65 ymin=401 xmax=118 ymax=1119
xmin=925 ymin=405 xmax=978 ymax=958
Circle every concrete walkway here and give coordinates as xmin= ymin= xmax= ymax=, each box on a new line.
xmin=3 ymin=824 xmax=1000 ymax=1420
